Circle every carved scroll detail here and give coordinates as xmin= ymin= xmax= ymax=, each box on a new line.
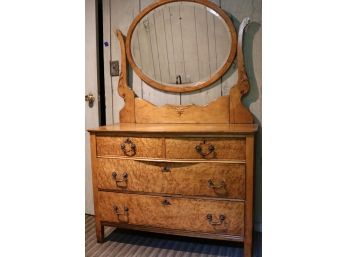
xmin=229 ymin=17 xmax=253 ymax=124
xmin=167 ymin=105 xmax=191 ymax=116
xmin=114 ymin=18 xmax=253 ymax=125
xmin=115 ymin=29 xmax=136 ymax=123
xmin=135 ymin=96 xmax=230 ymax=124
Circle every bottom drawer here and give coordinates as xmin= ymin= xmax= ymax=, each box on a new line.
xmin=98 ymin=192 xmax=244 ymax=236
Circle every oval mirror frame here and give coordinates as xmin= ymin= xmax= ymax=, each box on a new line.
xmin=125 ymin=0 xmax=237 ymax=93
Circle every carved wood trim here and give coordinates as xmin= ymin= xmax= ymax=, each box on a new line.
xmin=229 ymin=17 xmax=254 ymax=124
xmin=115 ymin=29 xmax=135 ymax=123
xmin=115 ymin=16 xmax=254 ymax=124
xmin=134 ymin=96 xmax=230 ymax=124
xmin=97 ymin=156 xmax=247 ymax=164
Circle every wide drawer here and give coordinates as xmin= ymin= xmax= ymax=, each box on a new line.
xmin=98 ymin=192 xmax=244 ymax=236
xmin=96 ymin=136 xmax=163 ymax=158
xmin=96 ymin=159 xmax=245 ymax=199
xmin=165 ymin=137 xmax=246 ymax=160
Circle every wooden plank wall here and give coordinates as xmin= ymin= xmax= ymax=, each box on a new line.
xmin=131 ymin=2 xmax=231 ymax=87
xmin=102 ymin=0 xmax=262 ymax=231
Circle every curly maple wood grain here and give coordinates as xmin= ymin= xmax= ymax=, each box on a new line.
xmin=134 ymin=96 xmax=230 ymax=124
xmin=98 ymin=192 xmax=244 ymax=235
xmin=96 ymin=136 xmax=164 ymax=158
xmin=115 ymin=29 xmax=135 ymax=123
xmin=229 ymin=17 xmax=253 ymax=124
xmin=165 ymin=137 xmax=246 ymax=160
xmin=96 ymin=159 xmax=245 ymax=199
xmin=88 ymin=123 xmax=258 ymax=134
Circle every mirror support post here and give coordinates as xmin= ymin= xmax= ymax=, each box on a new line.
xmin=115 ymin=29 xmax=136 ymax=123
xmin=229 ymin=17 xmax=254 ymax=124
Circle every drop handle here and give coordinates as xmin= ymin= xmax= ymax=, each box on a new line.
xmin=195 ymin=141 xmax=215 ymax=158
xmin=120 ymin=138 xmax=136 ymax=156
xmin=161 ymin=199 xmax=171 ymax=206
xmin=208 ymin=179 xmax=226 ymax=189
xmin=112 ymin=205 xmax=129 ymax=223
xmin=161 ymin=166 xmax=171 ymax=172
xmin=113 ymin=205 xmax=129 ymax=215
xmin=206 ymin=214 xmax=226 ymax=225
xmin=111 ymin=172 xmax=128 ymax=185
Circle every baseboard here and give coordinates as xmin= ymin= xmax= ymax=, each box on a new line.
xmin=254 ymin=223 xmax=262 ymax=232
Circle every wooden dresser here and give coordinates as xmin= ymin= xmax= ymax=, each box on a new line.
xmin=89 ymin=123 xmax=257 ymax=255
xmin=88 ymin=1 xmax=258 ymax=256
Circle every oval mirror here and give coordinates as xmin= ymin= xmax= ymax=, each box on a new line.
xmin=126 ymin=0 xmax=237 ymax=93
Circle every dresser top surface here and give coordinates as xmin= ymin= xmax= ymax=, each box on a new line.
xmin=88 ymin=123 xmax=258 ymax=134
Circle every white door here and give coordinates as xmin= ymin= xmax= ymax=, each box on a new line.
xmin=85 ymin=0 xmax=99 ymax=215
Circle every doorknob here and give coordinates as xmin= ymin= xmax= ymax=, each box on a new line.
xmin=85 ymin=93 xmax=95 ymax=107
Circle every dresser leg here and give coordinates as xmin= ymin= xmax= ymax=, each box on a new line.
xmin=244 ymin=237 xmax=253 ymax=257
xmin=96 ymin=221 xmax=105 ymax=243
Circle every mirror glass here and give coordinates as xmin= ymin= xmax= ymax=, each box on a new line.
xmin=130 ymin=1 xmax=232 ymax=87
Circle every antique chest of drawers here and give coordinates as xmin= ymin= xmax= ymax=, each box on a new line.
xmin=88 ymin=123 xmax=257 ymax=255
xmin=88 ymin=2 xmax=258 ymax=256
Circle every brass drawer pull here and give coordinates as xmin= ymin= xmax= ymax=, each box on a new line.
xmin=208 ymin=179 xmax=226 ymax=189
xmin=112 ymin=205 xmax=129 ymax=223
xmin=111 ymin=171 xmax=128 ymax=183
xmin=161 ymin=166 xmax=171 ymax=173
xmin=120 ymin=138 xmax=136 ymax=156
xmin=161 ymin=199 xmax=171 ymax=206
xmin=195 ymin=140 xmax=215 ymax=158
xmin=207 ymin=213 xmax=226 ymax=226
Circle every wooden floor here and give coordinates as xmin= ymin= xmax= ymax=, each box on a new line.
xmin=86 ymin=215 xmax=261 ymax=257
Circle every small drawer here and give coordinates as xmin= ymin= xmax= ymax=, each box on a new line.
xmin=96 ymin=159 xmax=245 ymax=199
xmin=98 ymin=192 xmax=244 ymax=236
xmin=96 ymin=136 xmax=163 ymax=158
xmin=165 ymin=137 xmax=246 ymax=160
